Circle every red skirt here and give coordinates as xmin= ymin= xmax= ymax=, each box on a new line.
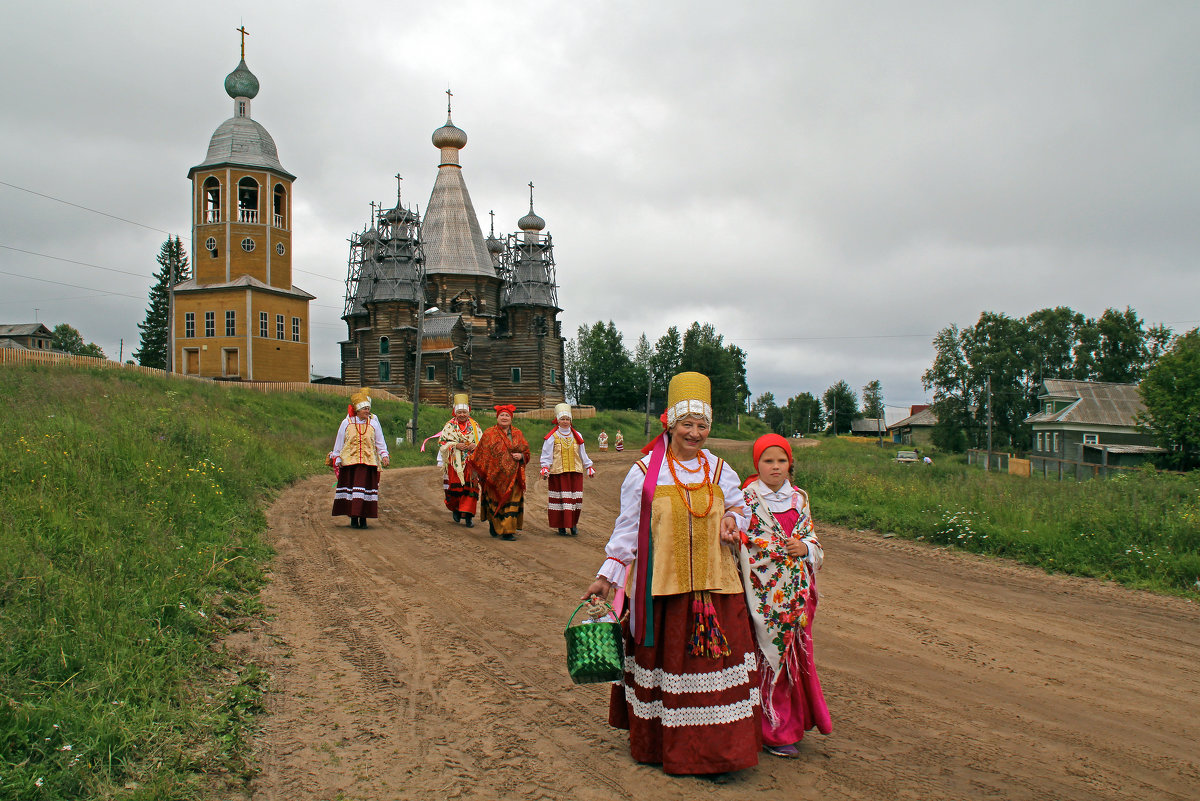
xmin=609 ymin=592 xmax=761 ymax=775
xmin=332 ymin=463 xmax=380 ymax=518
xmin=443 ymin=464 xmax=479 ymax=515
xmin=547 ymin=471 xmax=584 ymax=528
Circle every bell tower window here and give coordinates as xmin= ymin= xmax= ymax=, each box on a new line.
xmin=203 ymin=177 xmax=221 ymax=223
xmin=237 ymin=177 xmax=259 ymax=223
xmin=273 ymin=184 xmax=286 ymax=228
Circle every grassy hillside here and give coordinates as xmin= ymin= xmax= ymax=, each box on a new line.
xmin=0 ymin=365 xmax=460 ymax=800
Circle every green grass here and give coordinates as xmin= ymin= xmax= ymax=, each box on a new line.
xmin=0 ymin=365 xmax=460 ymax=800
xmin=721 ymin=436 xmax=1200 ymax=596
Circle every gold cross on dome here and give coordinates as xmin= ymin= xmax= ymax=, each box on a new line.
xmin=237 ymin=25 xmax=249 ymax=59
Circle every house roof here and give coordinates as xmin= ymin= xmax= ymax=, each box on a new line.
xmin=888 ymin=406 xmax=938 ymax=430
xmin=420 ymin=312 xmax=462 ymax=340
xmin=1024 ymin=379 xmax=1147 ymax=427
xmin=172 ymin=275 xmax=315 ymax=301
xmin=0 ymin=337 xmax=28 ymax=349
xmin=0 ymin=323 xmax=53 ymax=337
xmin=850 ymin=418 xmax=886 ymax=434
xmin=1082 ymin=443 xmax=1165 ymax=455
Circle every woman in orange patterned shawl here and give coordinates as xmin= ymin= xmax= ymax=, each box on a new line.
xmin=471 ymin=404 xmax=532 ymax=540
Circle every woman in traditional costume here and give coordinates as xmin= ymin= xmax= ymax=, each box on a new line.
xmin=597 ymin=430 xmax=609 ymax=451
xmin=583 ymin=372 xmax=760 ymax=775
xmin=738 ymin=434 xmax=831 ymax=758
xmin=437 ymin=394 xmax=483 ymax=527
xmin=329 ymin=389 xmax=390 ymax=529
xmin=539 ymin=403 xmax=595 ymax=536
xmin=614 ymin=429 xmax=625 ymax=452
xmin=471 ymin=404 xmax=531 ymax=541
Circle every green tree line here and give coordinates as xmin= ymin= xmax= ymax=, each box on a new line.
xmin=564 ymin=321 xmax=749 ymax=422
xmin=920 ymin=306 xmax=1190 ymax=459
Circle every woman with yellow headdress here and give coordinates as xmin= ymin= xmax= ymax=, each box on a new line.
xmin=582 ymin=372 xmax=760 ymax=775
xmin=329 ymin=389 xmax=390 ymax=529
xmin=437 ymin=394 xmax=483 ymax=527
xmin=539 ymin=403 xmax=595 ymax=536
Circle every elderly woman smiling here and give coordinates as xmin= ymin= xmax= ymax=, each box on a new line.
xmin=582 ymin=371 xmax=760 ymax=776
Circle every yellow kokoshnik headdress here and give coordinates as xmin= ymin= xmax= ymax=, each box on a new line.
xmin=348 ymin=388 xmax=372 ymax=418
xmin=554 ymin=402 xmax=572 ymax=420
xmin=453 ymin=393 xmax=470 ymax=412
xmin=666 ymin=371 xmax=712 ymax=426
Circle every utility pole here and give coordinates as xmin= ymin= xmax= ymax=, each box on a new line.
xmin=409 ymin=213 xmax=427 ymax=445
xmin=166 ymin=237 xmax=176 ymax=375
xmin=832 ymin=394 xmax=837 ymax=437
xmin=985 ymin=374 xmax=993 ymax=472
xmin=643 ymin=366 xmax=653 ymax=437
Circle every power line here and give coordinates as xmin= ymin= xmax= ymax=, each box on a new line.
xmin=0 ymin=268 xmax=146 ymax=299
xmin=0 ymin=180 xmax=178 ymax=236
xmin=1 ymin=243 xmax=152 ymax=280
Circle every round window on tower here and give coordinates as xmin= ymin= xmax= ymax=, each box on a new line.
xmin=276 ymin=242 xmax=285 ymax=256
xmin=205 ymin=237 xmax=217 ymax=252
xmin=241 ymin=238 xmax=255 ymax=252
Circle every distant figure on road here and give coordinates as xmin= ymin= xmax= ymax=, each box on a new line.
xmin=614 ymin=429 xmax=624 ymax=452
xmin=329 ymin=389 xmax=389 ymax=529
xmin=598 ymin=429 xmax=609 ymax=451
xmin=471 ymin=404 xmax=531 ymax=541
xmin=539 ymin=403 xmax=594 ymax=536
xmin=437 ymin=393 xmax=482 ymax=528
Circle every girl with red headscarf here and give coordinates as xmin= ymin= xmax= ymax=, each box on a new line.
xmin=738 ymin=433 xmax=831 ymax=757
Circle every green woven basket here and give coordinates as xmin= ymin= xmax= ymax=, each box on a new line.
xmin=564 ymin=601 xmax=624 ymax=685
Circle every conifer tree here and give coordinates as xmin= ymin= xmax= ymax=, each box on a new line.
xmin=133 ymin=237 xmax=189 ymax=368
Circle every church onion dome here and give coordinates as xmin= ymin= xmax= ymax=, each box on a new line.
xmin=518 ymin=206 xmax=546 ymax=232
xmin=382 ymin=205 xmax=416 ymax=225
xmin=360 ymin=227 xmax=381 ymax=243
xmin=224 ymin=58 xmax=260 ymax=99
xmin=485 ymin=233 xmax=504 ymax=255
xmin=432 ymin=118 xmax=468 ymax=149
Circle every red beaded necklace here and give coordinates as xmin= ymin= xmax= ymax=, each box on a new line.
xmin=665 ymin=446 xmax=715 ymax=518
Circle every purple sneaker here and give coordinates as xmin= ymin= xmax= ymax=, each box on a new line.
xmin=764 ymin=743 xmax=801 ymax=758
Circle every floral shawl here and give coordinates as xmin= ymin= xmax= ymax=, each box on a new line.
xmin=470 ymin=424 xmax=531 ymax=506
xmin=438 ymin=417 xmax=482 ymax=478
xmin=738 ymin=482 xmax=818 ymax=681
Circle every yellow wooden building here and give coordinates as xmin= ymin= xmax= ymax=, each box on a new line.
xmin=173 ymin=45 xmax=313 ymax=382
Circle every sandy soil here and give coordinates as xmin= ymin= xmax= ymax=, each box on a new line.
xmin=236 ymin=441 xmax=1200 ymax=800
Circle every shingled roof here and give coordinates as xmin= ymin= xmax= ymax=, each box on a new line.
xmin=1024 ymin=379 xmax=1146 ymax=427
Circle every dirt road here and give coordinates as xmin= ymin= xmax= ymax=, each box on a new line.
xmin=238 ymin=443 xmax=1200 ymax=800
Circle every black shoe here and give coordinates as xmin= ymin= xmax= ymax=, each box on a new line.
xmin=452 ymin=511 xmax=461 ymax=522
xmin=348 ymin=518 xmax=359 ymax=528
xmin=489 ymin=522 xmax=498 ymax=538
xmin=557 ymin=528 xmax=569 ymax=537
xmin=359 ymin=518 xmax=368 ymax=528
xmin=501 ymin=533 xmax=516 ymax=541
xmin=570 ymin=527 xmax=578 ymax=536
xmin=463 ymin=515 xmax=474 ymax=528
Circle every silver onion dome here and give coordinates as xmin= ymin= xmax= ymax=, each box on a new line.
xmin=432 ymin=118 xmax=468 ymax=149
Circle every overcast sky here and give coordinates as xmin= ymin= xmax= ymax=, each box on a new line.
xmin=2 ymin=1 xmax=1197 ymax=416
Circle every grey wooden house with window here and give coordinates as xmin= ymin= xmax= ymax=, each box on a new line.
xmin=1024 ymin=379 xmax=1163 ymax=468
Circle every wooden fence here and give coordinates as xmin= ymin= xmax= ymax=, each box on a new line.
xmin=967 ymin=448 xmax=1139 ymax=480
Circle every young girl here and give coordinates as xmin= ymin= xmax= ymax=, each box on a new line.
xmin=738 ymin=433 xmax=831 ymax=757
